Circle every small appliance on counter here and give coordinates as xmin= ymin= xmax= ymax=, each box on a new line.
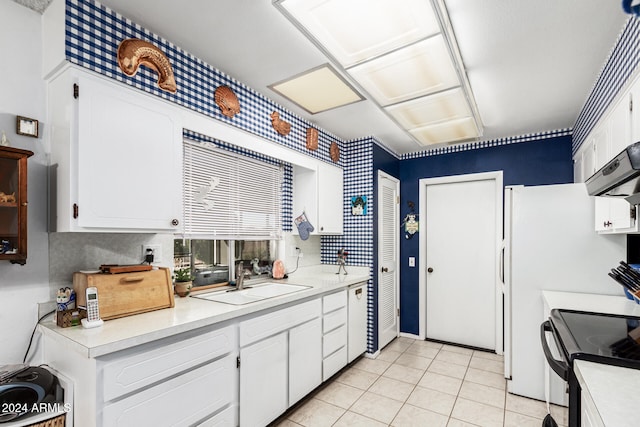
xmin=0 ymin=365 xmax=64 ymax=423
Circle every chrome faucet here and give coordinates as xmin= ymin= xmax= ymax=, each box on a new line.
xmin=236 ymin=261 xmax=245 ymax=290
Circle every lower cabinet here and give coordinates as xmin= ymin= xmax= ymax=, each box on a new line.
xmin=102 ymin=355 xmax=236 ymax=426
xmin=41 ymin=289 xmax=355 ymax=427
xmin=239 ymin=298 xmax=322 ymax=427
xmin=239 ymin=332 xmax=288 ymax=427
xmin=289 ymin=318 xmax=322 ymax=405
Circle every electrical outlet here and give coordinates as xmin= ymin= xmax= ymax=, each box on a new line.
xmin=142 ymin=244 xmax=162 ymax=263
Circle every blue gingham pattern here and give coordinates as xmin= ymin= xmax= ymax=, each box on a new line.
xmin=573 ymin=16 xmax=639 ymax=154
xmin=401 ymin=128 xmax=573 ymax=159
xmin=65 ymin=0 xmax=344 ymax=168
xmin=321 ymin=137 xmax=375 ymax=352
xmin=183 ymin=130 xmax=293 ymax=233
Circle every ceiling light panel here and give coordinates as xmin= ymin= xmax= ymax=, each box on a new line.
xmin=410 ymin=117 xmax=479 ymax=145
xmin=347 ymin=36 xmax=460 ymax=106
xmin=385 ymin=88 xmax=471 ymax=129
xmin=278 ymin=0 xmax=440 ymax=67
xmin=270 ymin=64 xmax=363 ymax=114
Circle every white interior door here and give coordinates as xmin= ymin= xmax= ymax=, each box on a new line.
xmin=378 ymin=171 xmax=400 ymax=350
xmin=424 ymin=175 xmax=500 ymax=350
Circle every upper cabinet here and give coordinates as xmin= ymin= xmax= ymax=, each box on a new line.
xmin=0 ymin=147 xmax=33 ymax=265
xmin=574 ymin=72 xmax=640 ymax=234
xmin=293 ymin=162 xmax=344 ymax=235
xmin=48 ymin=66 xmax=183 ymax=232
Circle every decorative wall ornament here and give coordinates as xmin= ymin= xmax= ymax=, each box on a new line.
xmin=402 ymin=201 xmax=419 ymax=239
xmin=193 ymin=176 xmax=220 ymax=211
xmin=270 ymin=111 xmax=291 ymax=136
xmin=306 ymin=128 xmax=318 ymax=150
xmin=351 ymin=196 xmax=367 ymax=215
xmin=117 ymin=38 xmax=177 ymax=93
xmin=330 ymin=142 xmax=340 ymax=162
xmin=214 ymin=85 xmax=240 ymax=118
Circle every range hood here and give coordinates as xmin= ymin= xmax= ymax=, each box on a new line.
xmin=585 ymin=141 xmax=640 ymax=205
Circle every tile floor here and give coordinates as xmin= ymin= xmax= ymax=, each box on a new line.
xmin=272 ymin=337 xmax=568 ymax=427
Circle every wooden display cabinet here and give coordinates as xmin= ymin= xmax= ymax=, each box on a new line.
xmin=0 ymin=146 xmax=33 ymax=265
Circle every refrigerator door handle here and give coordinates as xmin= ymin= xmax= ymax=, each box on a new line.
xmin=498 ymin=239 xmax=506 ymax=292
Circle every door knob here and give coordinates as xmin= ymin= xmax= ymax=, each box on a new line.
xmin=427 ymin=267 xmax=434 ymax=273
xmin=381 ymin=267 xmax=388 ymax=273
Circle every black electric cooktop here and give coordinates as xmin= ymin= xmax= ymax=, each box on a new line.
xmin=549 ymin=309 xmax=640 ymax=369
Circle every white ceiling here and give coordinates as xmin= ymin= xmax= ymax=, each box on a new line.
xmin=28 ymin=0 xmax=631 ymax=155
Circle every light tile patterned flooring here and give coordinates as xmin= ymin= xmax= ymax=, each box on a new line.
xmin=272 ymin=337 xmax=568 ymax=427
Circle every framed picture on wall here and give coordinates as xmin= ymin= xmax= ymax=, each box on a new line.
xmin=16 ymin=116 xmax=39 ymax=138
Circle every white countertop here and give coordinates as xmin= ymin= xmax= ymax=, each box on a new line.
xmin=38 ymin=265 xmax=369 ymax=358
xmin=542 ymin=290 xmax=640 ymax=317
xmin=542 ymin=290 xmax=640 ymax=426
xmin=574 ymin=360 xmax=640 ymax=427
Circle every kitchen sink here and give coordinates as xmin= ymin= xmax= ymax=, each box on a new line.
xmin=192 ymin=282 xmax=311 ymax=305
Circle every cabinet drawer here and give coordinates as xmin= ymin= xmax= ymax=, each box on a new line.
xmin=197 ymin=405 xmax=237 ymax=427
xmin=323 ymin=290 xmax=347 ymax=314
xmin=102 ymin=354 xmax=236 ymax=426
xmin=323 ymin=324 xmax=347 ymax=358
xmin=101 ymin=325 xmax=236 ymax=401
xmin=240 ymin=298 xmax=321 ymax=347
xmin=323 ymin=306 xmax=347 ymax=333
xmin=323 ymin=346 xmax=347 ymax=381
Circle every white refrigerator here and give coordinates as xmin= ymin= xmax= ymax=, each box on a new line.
xmin=504 ymin=183 xmax=626 ymax=404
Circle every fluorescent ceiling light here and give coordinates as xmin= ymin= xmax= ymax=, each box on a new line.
xmin=278 ymin=0 xmax=440 ymax=67
xmin=269 ymin=64 xmax=363 ymax=114
xmin=386 ymin=88 xmax=471 ymax=129
xmin=275 ymin=0 xmax=483 ymax=147
xmin=348 ymin=36 xmax=459 ymax=106
xmin=409 ymin=117 xmax=479 ymax=145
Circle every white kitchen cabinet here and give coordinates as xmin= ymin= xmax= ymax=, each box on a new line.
xmin=592 ymin=124 xmax=610 ymax=172
xmin=581 ymin=387 xmax=605 ymax=427
xmin=322 ymin=290 xmax=348 ymax=381
xmin=239 ymin=332 xmax=288 ymax=427
xmin=48 ymin=65 xmax=183 ymax=232
xmin=41 ymin=324 xmax=238 ymax=427
xmin=239 ymin=298 xmax=322 ymax=426
xmin=293 ymin=162 xmax=344 ymax=235
xmin=608 ymin=93 xmax=632 ymax=158
xmin=594 ymin=197 xmax=638 ymax=233
xmin=289 ymin=318 xmax=322 ymax=406
xmin=102 ymin=355 xmax=236 ymax=427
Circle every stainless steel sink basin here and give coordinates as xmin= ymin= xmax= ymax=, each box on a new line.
xmin=192 ymin=282 xmax=310 ymax=305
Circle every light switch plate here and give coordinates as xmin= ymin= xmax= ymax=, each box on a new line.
xmin=408 ymin=256 xmax=416 ymax=267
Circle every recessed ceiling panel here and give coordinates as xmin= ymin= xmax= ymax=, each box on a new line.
xmin=270 ymin=64 xmax=363 ymax=114
xmin=278 ymin=0 xmax=440 ymax=67
xmin=386 ymin=88 xmax=471 ymax=129
xmin=347 ymin=36 xmax=460 ymax=106
xmin=410 ymin=117 xmax=479 ymax=145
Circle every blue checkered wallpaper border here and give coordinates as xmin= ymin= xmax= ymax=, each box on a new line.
xmin=401 ymin=128 xmax=573 ymax=160
xmin=573 ymin=16 xmax=639 ymax=154
xmin=182 ymin=129 xmax=293 ymax=233
xmin=321 ymin=137 xmax=375 ymax=353
xmin=65 ymin=0 xmax=344 ymax=168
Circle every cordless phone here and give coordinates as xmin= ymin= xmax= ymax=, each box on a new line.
xmin=81 ymin=286 xmax=104 ymax=328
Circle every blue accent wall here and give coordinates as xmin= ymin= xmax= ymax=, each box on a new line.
xmin=398 ymin=135 xmax=573 ymax=335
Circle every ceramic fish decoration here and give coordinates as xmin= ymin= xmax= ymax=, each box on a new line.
xmin=117 ymin=38 xmax=177 ymax=93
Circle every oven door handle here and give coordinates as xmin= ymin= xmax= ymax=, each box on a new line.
xmin=540 ymin=320 xmax=568 ymax=381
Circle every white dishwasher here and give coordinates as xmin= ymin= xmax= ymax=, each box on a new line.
xmin=348 ymin=281 xmax=368 ymax=363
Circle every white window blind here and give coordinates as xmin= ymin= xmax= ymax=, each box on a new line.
xmin=183 ymin=139 xmax=283 ymax=240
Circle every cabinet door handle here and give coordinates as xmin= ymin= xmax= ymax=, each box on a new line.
xmin=171 ymin=218 xmax=179 ymax=226
xmin=427 ymin=267 xmax=434 ymax=273
xmin=381 ymin=267 xmax=388 ymax=273
xmin=604 ymin=221 xmax=612 ymax=227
